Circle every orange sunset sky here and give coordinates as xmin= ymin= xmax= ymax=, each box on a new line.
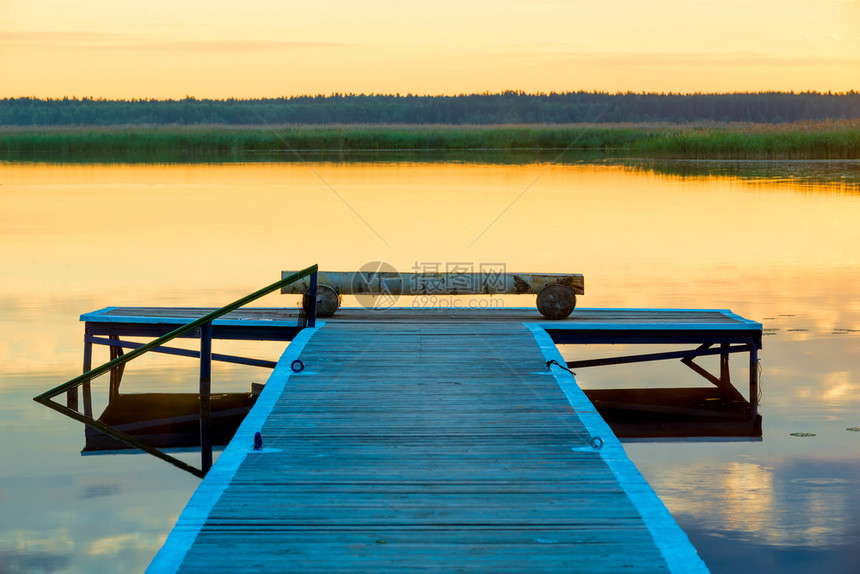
xmin=2 ymin=0 xmax=858 ymax=99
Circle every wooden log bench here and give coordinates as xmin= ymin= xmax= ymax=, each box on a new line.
xmin=281 ymin=270 xmax=585 ymax=319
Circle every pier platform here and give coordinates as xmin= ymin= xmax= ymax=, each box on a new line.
xmin=82 ymin=306 xmax=762 ymax=440
xmin=124 ymin=307 xmax=763 ymax=573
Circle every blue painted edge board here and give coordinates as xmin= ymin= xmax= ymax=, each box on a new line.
xmin=144 ymin=324 xmax=322 ymax=574
xmin=539 ymin=323 xmax=760 ymax=331
xmin=527 ymin=324 xmax=711 ymax=574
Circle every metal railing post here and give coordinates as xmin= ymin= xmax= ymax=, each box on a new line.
xmin=307 ymin=271 xmax=318 ymax=328
xmin=200 ymin=321 xmax=213 ymax=474
xmin=33 ymin=264 xmax=319 ymax=478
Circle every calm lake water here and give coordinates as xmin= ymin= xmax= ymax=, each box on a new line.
xmin=1 ymin=156 xmax=859 ymax=573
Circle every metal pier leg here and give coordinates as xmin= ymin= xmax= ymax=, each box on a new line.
xmin=82 ymin=332 xmax=94 ymax=438
xmin=720 ymin=343 xmax=731 ymax=388
xmin=749 ymin=341 xmax=759 ymax=421
xmin=108 ymin=334 xmax=125 ymax=399
xmin=69 ymin=329 xmax=92 ymax=410
xmin=200 ymin=322 xmax=213 ymax=475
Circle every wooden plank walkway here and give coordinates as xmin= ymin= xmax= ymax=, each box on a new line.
xmin=148 ymin=319 xmax=709 ymax=573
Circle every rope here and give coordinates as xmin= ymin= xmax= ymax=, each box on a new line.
xmin=546 ymin=360 xmax=576 ymax=376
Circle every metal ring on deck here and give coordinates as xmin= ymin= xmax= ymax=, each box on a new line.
xmin=591 ymin=436 xmax=604 ymax=449
xmin=290 ymin=359 xmax=304 ymax=373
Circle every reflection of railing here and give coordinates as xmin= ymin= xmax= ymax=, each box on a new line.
xmin=34 ymin=265 xmax=319 ymax=478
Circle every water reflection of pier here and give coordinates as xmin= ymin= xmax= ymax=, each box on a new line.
xmin=548 ymin=308 xmax=763 ymax=440
xmin=71 ymin=307 xmax=301 ymax=455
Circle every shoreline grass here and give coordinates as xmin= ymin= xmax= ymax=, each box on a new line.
xmin=1 ymin=121 xmax=858 ymax=160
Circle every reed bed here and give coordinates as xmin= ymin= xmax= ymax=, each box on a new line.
xmin=1 ymin=121 xmax=858 ymax=160
xmin=637 ymin=120 xmax=860 ymax=159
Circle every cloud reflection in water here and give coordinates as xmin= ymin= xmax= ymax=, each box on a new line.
xmin=645 ymin=458 xmax=860 ymax=548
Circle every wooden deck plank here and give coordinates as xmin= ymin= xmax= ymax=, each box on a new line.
xmin=144 ymin=320 xmax=709 ymax=573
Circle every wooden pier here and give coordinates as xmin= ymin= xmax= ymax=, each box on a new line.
xmin=126 ymin=307 xmax=763 ymax=573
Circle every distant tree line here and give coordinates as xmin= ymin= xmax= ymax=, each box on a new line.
xmin=1 ymin=91 xmax=859 ymax=125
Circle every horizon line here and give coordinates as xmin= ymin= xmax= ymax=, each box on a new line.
xmin=4 ymin=90 xmax=860 ymax=103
